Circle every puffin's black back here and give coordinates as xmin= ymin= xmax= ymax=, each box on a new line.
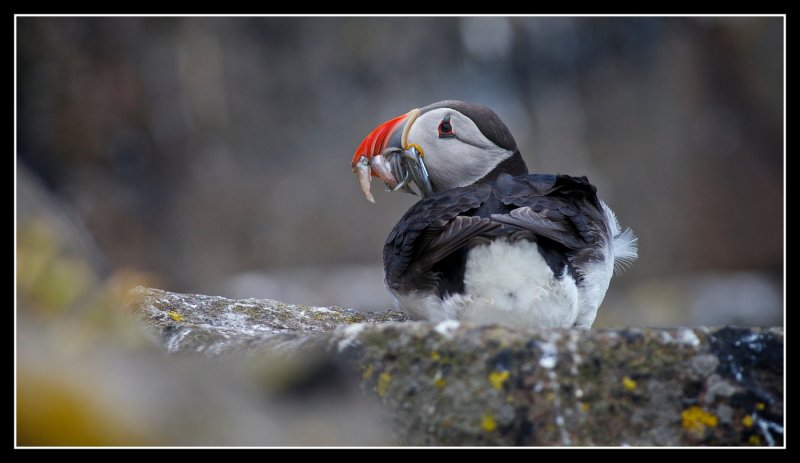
xmin=383 ymin=173 xmax=609 ymax=298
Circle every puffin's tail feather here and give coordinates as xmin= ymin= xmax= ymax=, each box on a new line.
xmin=600 ymin=200 xmax=638 ymax=275
xmin=612 ymin=227 xmax=638 ymax=274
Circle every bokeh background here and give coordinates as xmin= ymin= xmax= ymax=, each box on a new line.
xmin=18 ymin=16 xmax=783 ymax=327
xmin=16 ymin=15 xmax=784 ymax=447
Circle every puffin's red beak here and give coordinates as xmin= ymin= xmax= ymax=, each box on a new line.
xmin=352 ymin=109 xmax=420 ymax=203
xmin=351 ymin=113 xmax=408 ymax=171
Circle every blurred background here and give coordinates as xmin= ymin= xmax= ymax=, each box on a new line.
xmin=16 ymin=15 xmax=784 ymax=447
xmin=17 ymin=16 xmax=783 ymax=327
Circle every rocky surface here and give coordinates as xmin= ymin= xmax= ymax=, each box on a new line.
xmin=130 ymin=287 xmax=784 ymax=446
xmin=132 ymin=286 xmax=408 ymax=357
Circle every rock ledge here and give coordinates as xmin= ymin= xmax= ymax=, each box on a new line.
xmin=129 ymin=287 xmax=783 ymax=446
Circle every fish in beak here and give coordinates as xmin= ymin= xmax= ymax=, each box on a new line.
xmin=351 ymin=108 xmax=432 ymax=203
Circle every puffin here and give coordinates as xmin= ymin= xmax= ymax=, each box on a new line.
xmin=351 ymin=100 xmax=637 ymax=328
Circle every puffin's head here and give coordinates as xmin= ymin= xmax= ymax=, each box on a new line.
xmin=351 ymin=100 xmax=527 ymax=202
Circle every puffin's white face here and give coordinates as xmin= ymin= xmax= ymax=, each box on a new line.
xmin=406 ymin=108 xmax=515 ymax=192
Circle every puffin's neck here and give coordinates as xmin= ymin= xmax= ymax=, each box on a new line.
xmin=475 ymin=150 xmax=528 ymax=184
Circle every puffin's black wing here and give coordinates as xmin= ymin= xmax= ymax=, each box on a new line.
xmin=383 ymin=182 xmax=492 ymax=291
xmin=490 ymin=173 xmax=608 ymax=249
xmin=383 ymin=173 xmax=609 ymax=295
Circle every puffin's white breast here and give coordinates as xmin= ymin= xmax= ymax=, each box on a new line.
xmin=390 ymin=239 xmax=581 ymax=328
xmin=444 ymin=239 xmax=579 ymax=327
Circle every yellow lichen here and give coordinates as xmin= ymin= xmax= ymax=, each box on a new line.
xmin=681 ymin=406 xmax=718 ymax=433
xmin=748 ymin=434 xmax=762 ymax=445
xmin=361 ymin=364 xmax=374 ymax=380
xmin=167 ymin=311 xmax=184 ymax=322
xmin=433 ymin=370 xmax=446 ymax=389
xmin=622 ymin=376 xmax=637 ymax=391
xmin=742 ymin=415 xmax=754 ymax=428
xmin=756 ymin=402 xmax=766 ymax=410
xmin=580 ymin=402 xmax=590 ymax=413
xmin=481 ymin=414 xmax=497 ymax=432
xmin=376 ymin=372 xmax=392 ymax=397
xmin=430 ymin=351 xmax=441 ymax=361
xmin=488 ymin=370 xmax=510 ymax=390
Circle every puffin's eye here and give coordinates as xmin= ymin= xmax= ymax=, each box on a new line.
xmin=438 ymin=116 xmax=455 ymax=138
